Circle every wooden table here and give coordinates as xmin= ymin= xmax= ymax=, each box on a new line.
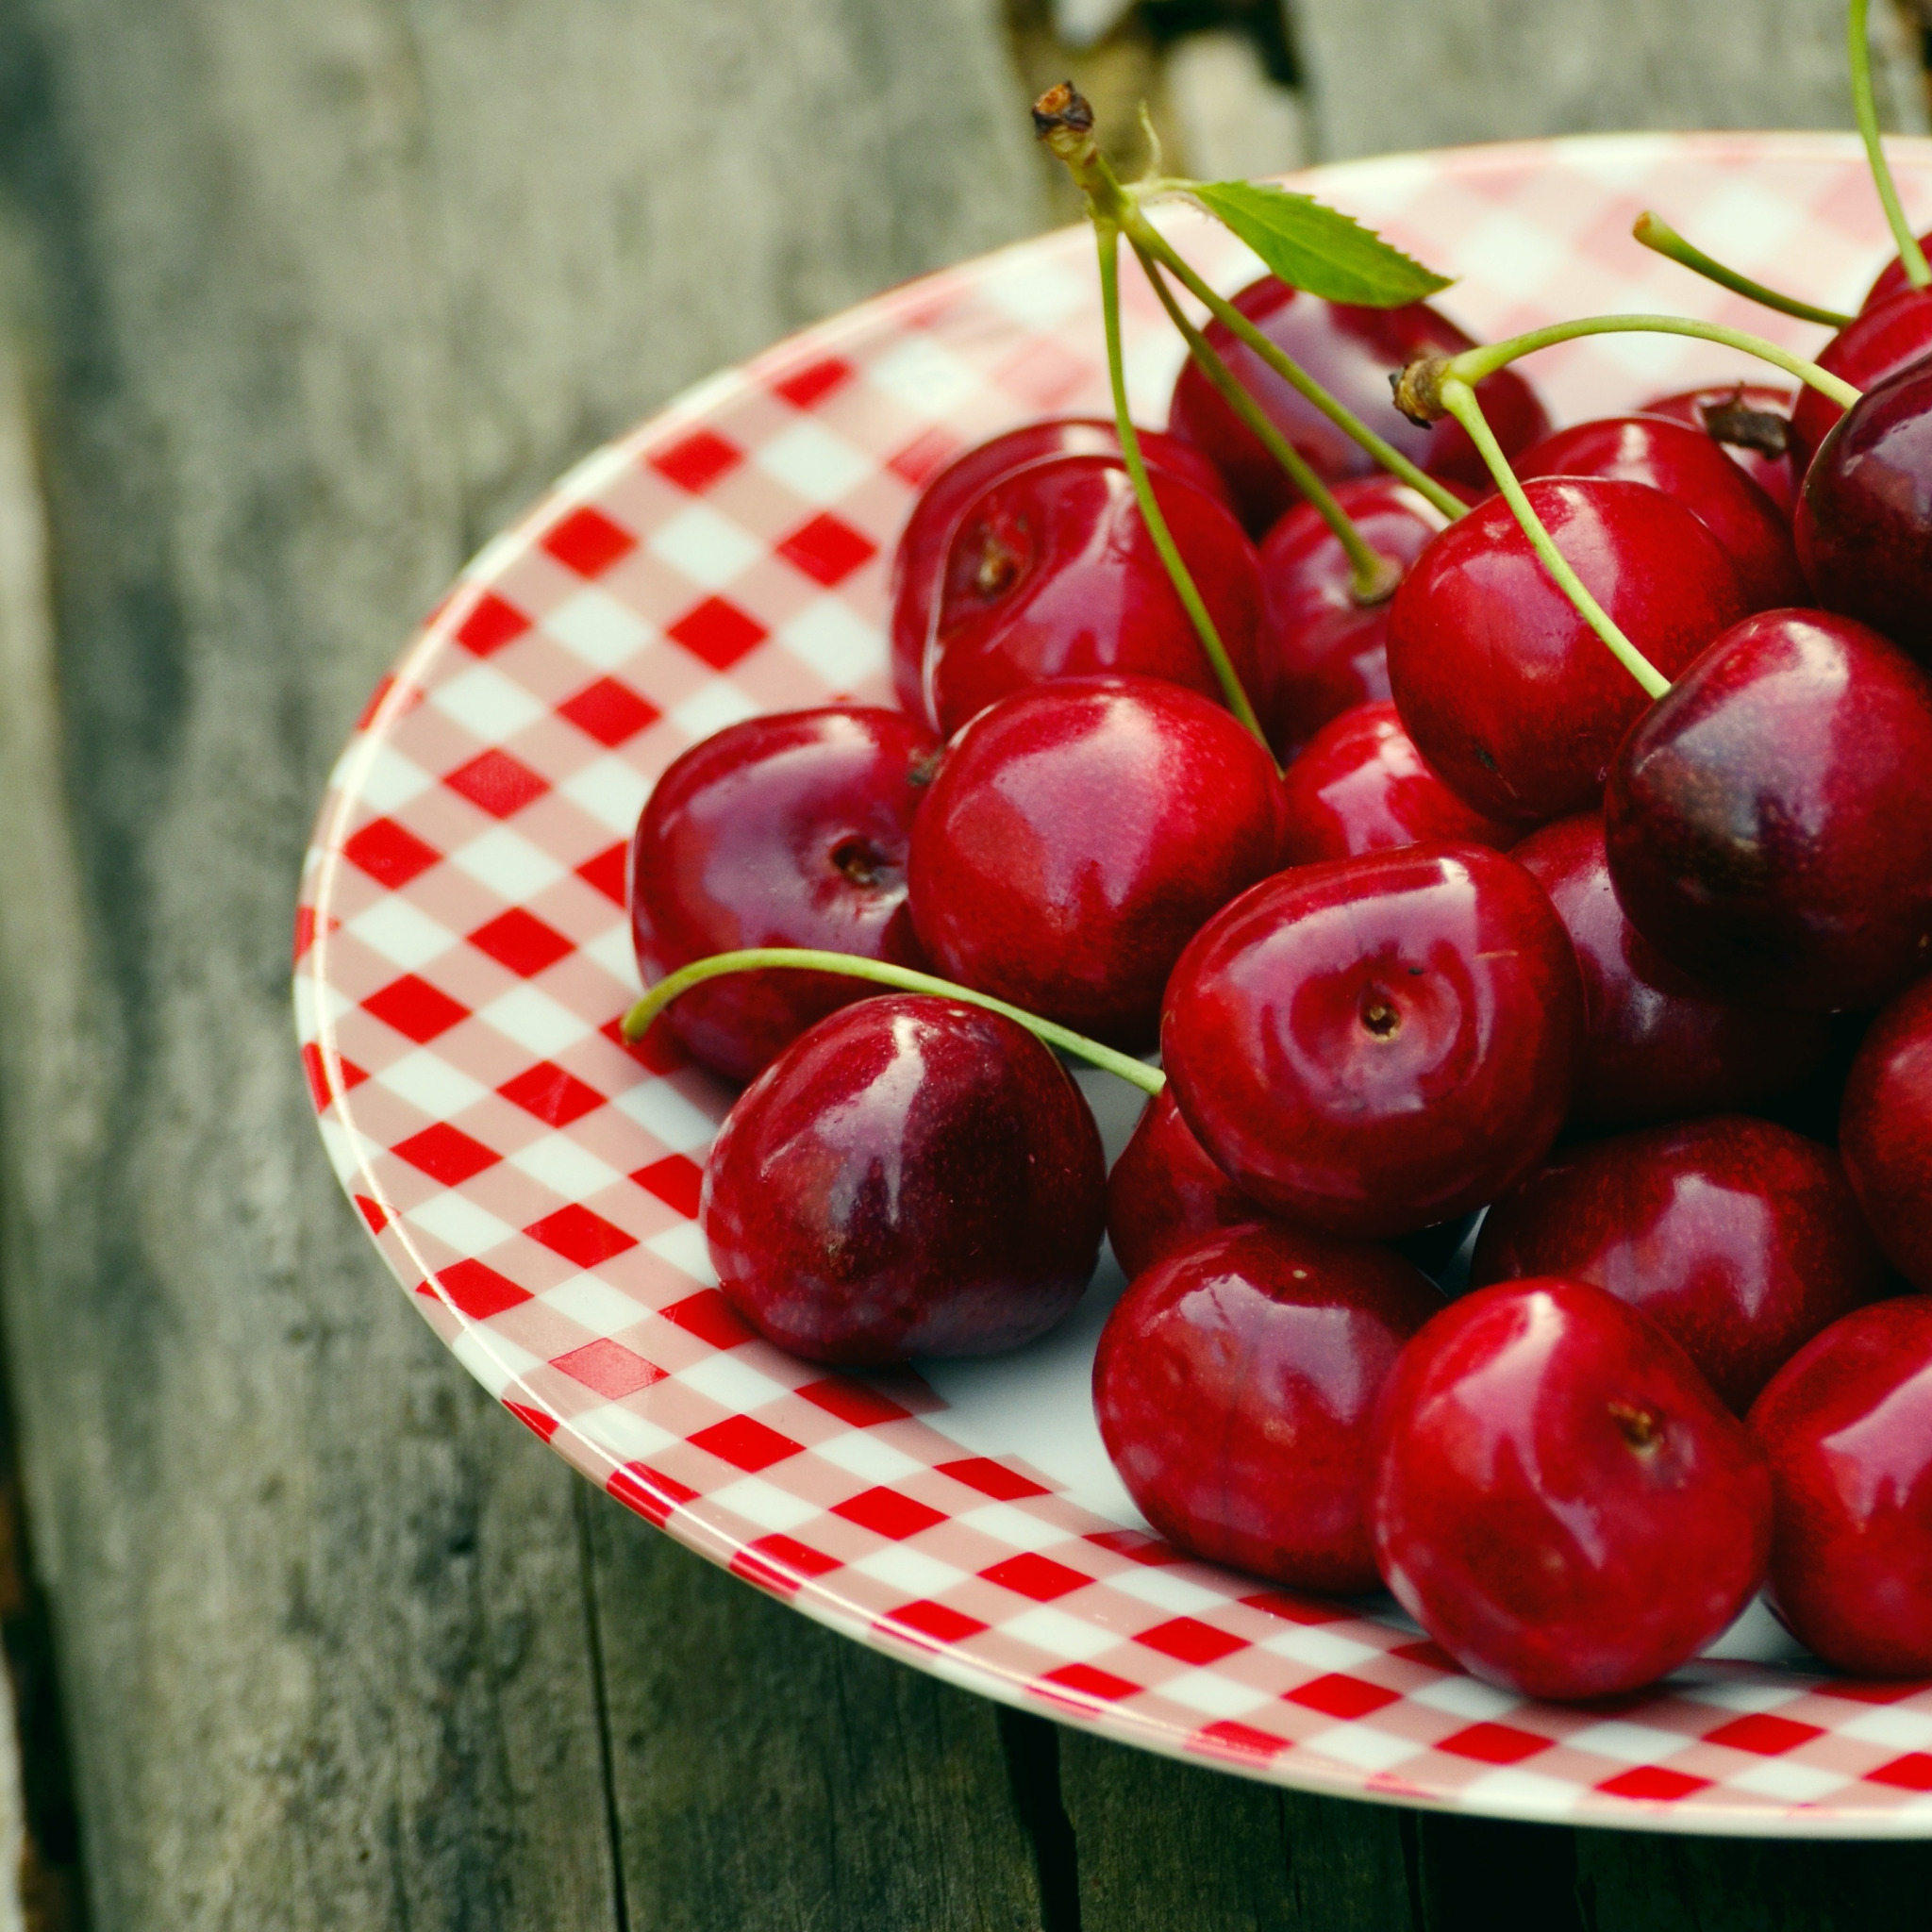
xmin=1 ymin=2 xmax=1931 ymax=1924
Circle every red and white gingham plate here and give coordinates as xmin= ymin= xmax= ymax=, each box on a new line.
xmin=296 ymin=132 xmax=1932 ymax=1835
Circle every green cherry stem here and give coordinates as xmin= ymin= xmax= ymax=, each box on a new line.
xmin=1435 ymin=375 xmax=1671 ymax=700
xmin=1850 ymin=0 xmax=1931 ymax=290
xmin=1632 ymin=212 xmax=1854 ymax=328
xmin=622 ymin=949 xmax=1169 ymax=1096
xmin=1135 ymin=243 xmax=1407 ymax=604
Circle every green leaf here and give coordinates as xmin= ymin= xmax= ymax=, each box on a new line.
xmin=1186 ymin=181 xmax=1452 ymax=308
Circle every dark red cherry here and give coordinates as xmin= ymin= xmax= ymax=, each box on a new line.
xmin=1257 ymin=475 xmax=1470 ymax=759
xmin=1161 ymin=843 xmax=1583 ymax=1240
xmin=1840 ymin=975 xmax=1932 ymax=1290
xmin=1166 ymin=275 xmax=1550 ymax=532
xmin=1795 ymin=358 xmax=1932 ymax=666
xmin=629 ymin=706 xmax=938 ymax=1082
xmin=702 ymin=995 xmax=1105 ymax=1363
xmin=1604 ymin=609 xmax=1932 ymax=1011
xmin=1749 ymin=1297 xmax=1932 ymax=1676
xmin=1860 ymin=233 xmax=1932 ymax=311
xmin=908 ymin=676 xmax=1287 ymax=1046
xmin=1370 ymin=1278 xmax=1773 ymax=1700
xmin=1106 ymin=1087 xmax=1267 ymax=1282
xmin=924 ymin=453 xmax=1268 ymax=738
xmin=1511 ymin=812 xmax=1831 ymax=1125
xmin=1094 ymin=1224 xmax=1441 ymax=1592
xmin=888 ymin=419 xmax=1231 ymax=720
xmin=1387 ymin=477 xmax=1748 ymax=826
xmin=1513 ymin=414 xmax=1805 ymax=609
xmin=1637 ymin=384 xmax=1798 ymax=518
xmin=1471 ymin=1117 xmax=1892 ymax=1412
xmin=1789 ymin=289 xmax=1932 ymax=471
xmin=1276 ymin=700 xmax=1513 ymax=866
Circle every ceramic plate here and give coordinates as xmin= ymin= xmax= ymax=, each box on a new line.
xmin=296 ymin=131 xmax=1932 ymax=1835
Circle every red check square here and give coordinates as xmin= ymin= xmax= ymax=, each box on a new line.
xmin=1436 ymin=1723 xmax=1551 ymax=1767
xmin=343 ymin=816 xmax=441 ymax=890
xmin=796 ymin=1378 xmax=911 ymax=1428
xmin=525 ymin=1205 xmax=638 ymax=1269
xmin=553 ymin=1339 xmax=664 ymax=1400
xmin=498 ymin=1062 xmax=606 ymax=1127
xmin=443 ymin=748 xmax=549 ymax=818
xmin=1133 ymin=1618 xmax=1247 ymax=1667
xmin=608 ymin=1461 xmax=697 ymax=1525
xmin=393 ymin=1123 xmax=500 ymax=1186
xmin=979 ymin=1553 xmax=1091 ymax=1602
xmin=688 ymin=1415 xmax=803 ymax=1473
xmin=435 ymin=1258 xmax=531 ymax=1320
xmin=1285 ymin=1674 xmax=1403 ymax=1721
xmin=1705 ymin=1713 xmax=1824 ymax=1757
xmin=831 ymin=1487 xmax=946 ymax=1541
xmin=363 ymin=974 xmax=470 ymax=1043
xmin=542 ymin=505 xmax=636 ymax=576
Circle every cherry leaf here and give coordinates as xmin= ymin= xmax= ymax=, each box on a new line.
xmin=1185 ymin=182 xmax=1452 ymax=307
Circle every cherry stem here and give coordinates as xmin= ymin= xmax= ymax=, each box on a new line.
xmin=1851 ymin=0 xmax=1932 ymax=291
xmin=1435 ymin=375 xmax=1671 ymax=700
xmin=623 ymin=949 xmax=1169 ymax=1095
xmin=1136 ymin=244 xmax=1407 ymax=604
xmin=1632 ymin=212 xmax=1854 ymax=329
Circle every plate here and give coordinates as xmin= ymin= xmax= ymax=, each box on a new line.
xmin=295 ymin=131 xmax=1932 ymax=1835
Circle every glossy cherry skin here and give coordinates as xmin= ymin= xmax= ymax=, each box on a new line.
xmin=1387 ymin=477 xmax=1748 ymax=826
xmin=1604 ymin=610 xmax=1932 ymax=1011
xmin=1512 ymin=414 xmax=1805 ymax=609
xmin=889 ymin=419 xmax=1231 ymax=719
xmin=703 ymin=995 xmax=1105 ymax=1363
xmin=1790 ymin=289 xmax=1932 ymax=471
xmin=1257 ymin=475 xmax=1467 ymax=759
xmin=629 ymin=706 xmax=939 ymax=1082
xmin=1511 ymin=813 xmax=1831 ymax=1125
xmin=924 ymin=453 xmax=1269 ymax=738
xmin=1161 ymin=843 xmax=1583 ymax=1240
xmin=1370 ymin=1278 xmax=1773 ymax=1700
xmin=1472 ymin=1117 xmax=1891 ymax=1412
xmin=908 ymin=676 xmax=1287 ymax=1046
xmin=1277 ymin=700 xmax=1515 ymax=866
xmin=1107 ymin=1088 xmax=1267 ymax=1282
xmin=1094 ymin=1224 xmax=1441 ymax=1592
xmin=1637 ymin=384 xmax=1797 ymax=518
xmin=1840 ymin=975 xmax=1932 ymax=1290
xmin=1861 ymin=232 xmax=1932 ymax=310
xmin=1795 ymin=358 xmax=1932 ymax=666
xmin=1749 ymin=1297 xmax=1932 ymax=1675
xmin=1167 ymin=275 xmax=1550 ymax=532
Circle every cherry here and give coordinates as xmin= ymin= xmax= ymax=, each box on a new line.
xmin=1512 ymin=414 xmax=1805 ymax=609
xmin=1161 ymin=843 xmax=1583 ymax=1240
xmin=1748 ymin=1296 xmax=1932 ymax=1676
xmin=1106 ymin=1087 xmax=1266 ymax=1282
xmin=629 ymin=706 xmax=938 ymax=1082
xmin=1859 ymin=236 xmax=1932 ymax=312
xmin=1839 ymin=974 xmax=1932 ymax=1290
xmin=1604 ymin=609 xmax=1932 ymax=1011
xmin=1788 ymin=288 xmax=1932 ymax=470
xmin=1166 ymin=275 xmax=1550 ymax=533
xmin=1637 ymin=384 xmax=1798 ymax=518
xmin=923 ymin=453 xmax=1269 ymax=738
xmin=1093 ymin=1224 xmax=1441 ymax=1592
xmin=1276 ymin=700 xmax=1515 ymax=866
xmin=702 ymin=994 xmax=1106 ymax=1363
xmin=1471 ymin=1116 xmax=1891 ymax=1412
xmin=1257 ymin=475 xmax=1469 ymax=759
xmin=908 ymin=676 xmax=1287 ymax=1047
xmin=888 ymin=419 xmax=1231 ymax=720
xmin=1795 ymin=357 xmax=1932 ymax=666
xmin=1511 ymin=812 xmax=1831 ymax=1126
xmin=1387 ymin=477 xmax=1748 ymax=826
xmin=1370 ymin=1277 xmax=1773 ymax=1699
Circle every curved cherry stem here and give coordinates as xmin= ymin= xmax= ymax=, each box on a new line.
xmin=1632 ymin=212 xmax=1854 ymax=328
xmin=1850 ymin=0 xmax=1932 ymax=291
xmin=1435 ymin=375 xmax=1671 ymax=700
xmin=622 ymin=949 xmax=1169 ymax=1095
xmin=1135 ymin=245 xmax=1407 ymax=604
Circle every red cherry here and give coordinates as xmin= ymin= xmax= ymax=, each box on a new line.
xmin=1166 ymin=275 xmax=1550 ymax=532
xmin=908 ymin=676 xmax=1287 ymax=1046
xmin=1788 ymin=289 xmax=1932 ymax=470
xmin=1604 ymin=609 xmax=1932 ymax=1011
xmin=1093 ymin=1224 xmax=1441 ymax=1592
xmin=1840 ymin=975 xmax=1932 ymax=1290
xmin=1637 ymin=384 xmax=1798 ymax=518
xmin=1512 ymin=414 xmax=1805 ymax=609
xmin=1387 ymin=477 xmax=1749 ymax=826
xmin=1370 ymin=1277 xmax=1773 ymax=1699
xmin=1860 ymin=233 xmax=1932 ymax=311
xmin=888 ymin=419 xmax=1231 ymax=719
xmin=629 ymin=706 xmax=938 ymax=1082
xmin=1511 ymin=812 xmax=1831 ymax=1125
xmin=1161 ymin=843 xmax=1583 ymax=1240
xmin=1257 ymin=476 xmax=1469 ymax=759
xmin=1749 ymin=1297 xmax=1932 ymax=1676
xmin=923 ymin=453 xmax=1268 ymax=738
xmin=702 ymin=995 xmax=1105 ymax=1363
xmin=1276 ymin=700 xmax=1515 ymax=866
xmin=1471 ymin=1117 xmax=1892 ymax=1412
xmin=1106 ymin=1088 xmax=1266 ymax=1281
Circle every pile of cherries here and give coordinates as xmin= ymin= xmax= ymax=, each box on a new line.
xmin=624 ymin=161 xmax=1932 ymax=1703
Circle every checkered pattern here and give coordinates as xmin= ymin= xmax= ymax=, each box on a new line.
xmin=295 ymin=134 xmax=1932 ymax=1834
